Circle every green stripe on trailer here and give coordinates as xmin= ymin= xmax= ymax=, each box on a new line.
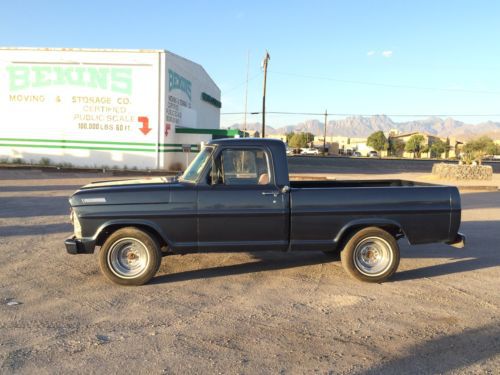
xmin=0 ymin=143 xmax=199 ymax=153
xmin=0 ymin=143 xmax=156 ymax=152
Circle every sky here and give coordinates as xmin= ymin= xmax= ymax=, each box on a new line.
xmin=1 ymin=0 xmax=500 ymax=128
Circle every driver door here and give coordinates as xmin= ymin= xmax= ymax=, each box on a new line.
xmin=197 ymin=146 xmax=289 ymax=252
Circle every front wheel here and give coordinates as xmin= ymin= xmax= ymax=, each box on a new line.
xmin=99 ymin=227 xmax=162 ymax=286
xmin=341 ymin=227 xmax=400 ymax=283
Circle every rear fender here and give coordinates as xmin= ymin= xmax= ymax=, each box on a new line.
xmin=334 ymin=219 xmax=406 ymax=247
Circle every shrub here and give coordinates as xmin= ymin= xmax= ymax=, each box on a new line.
xmin=39 ymin=157 xmax=52 ymax=166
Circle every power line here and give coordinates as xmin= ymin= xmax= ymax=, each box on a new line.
xmin=221 ymin=111 xmax=500 ymax=117
xmin=268 ymin=70 xmax=500 ymax=96
xmin=221 ymin=71 xmax=261 ymax=94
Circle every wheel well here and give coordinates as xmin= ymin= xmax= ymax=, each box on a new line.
xmin=337 ymin=224 xmax=403 ymax=251
xmin=95 ymin=224 xmax=167 ymax=248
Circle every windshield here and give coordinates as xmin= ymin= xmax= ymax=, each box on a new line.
xmin=179 ymin=146 xmax=214 ymax=183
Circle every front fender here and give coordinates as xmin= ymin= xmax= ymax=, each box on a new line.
xmin=91 ymin=219 xmax=173 ymax=248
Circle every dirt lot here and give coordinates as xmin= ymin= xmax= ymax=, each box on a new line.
xmin=0 ymin=170 xmax=499 ymax=374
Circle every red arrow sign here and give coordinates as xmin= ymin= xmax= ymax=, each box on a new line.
xmin=138 ymin=116 xmax=151 ymax=135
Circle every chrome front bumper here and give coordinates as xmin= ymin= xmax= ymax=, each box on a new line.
xmin=64 ymin=236 xmax=96 ymax=254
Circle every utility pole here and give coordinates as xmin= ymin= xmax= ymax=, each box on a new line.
xmin=243 ymin=50 xmax=250 ymax=137
xmin=323 ymin=109 xmax=328 ymax=155
xmin=261 ymin=51 xmax=270 ymax=138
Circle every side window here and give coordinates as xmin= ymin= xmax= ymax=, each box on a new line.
xmin=220 ymin=148 xmax=271 ymax=185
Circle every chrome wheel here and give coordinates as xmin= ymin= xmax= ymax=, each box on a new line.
xmin=353 ymin=236 xmax=393 ymax=276
xmin=107 ymin=238 xmax=150 ymax=279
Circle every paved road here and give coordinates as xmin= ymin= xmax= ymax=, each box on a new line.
xmin=288 ymin=156 xmax=500 ymax=174
xmin=0 ymin=170 xmax=498 ymax=374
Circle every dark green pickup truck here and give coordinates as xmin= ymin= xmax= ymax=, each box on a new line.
xmin=66 ymin=138 xmax=465 ymax=285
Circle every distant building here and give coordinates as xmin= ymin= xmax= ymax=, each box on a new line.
xmin=313 ymin=135 xmax=377 ymax=156
xmin=267 ymin=134 xmax=287 ymax=142
xmin=388 ymin=129 xmax=401 ymax=137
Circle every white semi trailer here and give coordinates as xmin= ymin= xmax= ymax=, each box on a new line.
xmin=0 ymin=48 xmax=221 ymax=169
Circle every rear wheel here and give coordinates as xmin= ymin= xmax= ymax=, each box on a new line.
xmin=99 ymin=227 xmax=162 ymax=286
xmin=341 ymin=227 xmax=400 ymax=283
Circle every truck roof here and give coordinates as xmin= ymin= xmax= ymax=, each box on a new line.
xmin=208 ymin=138 xmax=286 ymax=147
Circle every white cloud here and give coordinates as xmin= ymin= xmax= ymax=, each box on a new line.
xmin=382 ymin=50 xmax=393 ymax=58
xmin=367 ymin=50 xmax=375 ymax=56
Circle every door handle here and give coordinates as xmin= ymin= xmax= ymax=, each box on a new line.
xmin=262 ymin=191 xmax=280 ymax=197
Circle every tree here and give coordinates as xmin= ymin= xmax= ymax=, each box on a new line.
xmin=304 ymin=132 xmax=315 ymax=145
xmin=421 ymin=144 xmax=430 ymax=157
xmin=404 ymin=135 xmax=425 ymax=158
xmin=367 ymin=131 xmax=388 ymax=153
xmin=430 ymin=139 xmax=448 ymax=159
xmin=462 ymin=136 xmax=497 ymax=164
xmin=495 ymin=143 xmax=500 ymax=155
xmin=388 ymin=138 xmax=405 ymax=157
xmin=445 ymin=137 xmax=451 ymax=159
xmin=288 ymin=132 xmax=314 ymax=149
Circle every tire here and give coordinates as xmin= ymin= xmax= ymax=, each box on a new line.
xmin=98 ymin=227 xmax=162 ymax=286
xmin=340 ymin=227 xmax=400 ymax=283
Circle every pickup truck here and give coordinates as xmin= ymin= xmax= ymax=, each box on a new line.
xmin=65 ymin=138 xmax=465 ymax=285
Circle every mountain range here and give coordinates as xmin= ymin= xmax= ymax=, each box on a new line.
xmin=227 ymin=115 xmax=500 ymax=140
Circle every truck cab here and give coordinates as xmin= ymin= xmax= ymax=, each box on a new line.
xmin=181 ymin=139 xmax=291 ymax=252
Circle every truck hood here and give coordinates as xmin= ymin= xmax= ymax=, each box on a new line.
xmin=70 ymin=177 xmax=175 ymax=207
xmin=80 ymin=176 xmax=175 ymax=189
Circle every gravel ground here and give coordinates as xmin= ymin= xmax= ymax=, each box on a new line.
xmin=0 ymin=170 xmax=499 ymax=374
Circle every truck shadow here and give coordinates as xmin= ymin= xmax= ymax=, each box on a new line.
xmin=393 ymin=257 xmax=498 ymax=281
xmin=152 ymin=252 xmax=335 ymax=284
xmin=358 ymin=322 xmax=500 ymax=375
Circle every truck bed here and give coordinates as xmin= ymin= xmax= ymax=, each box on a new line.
xmin=290 ymin=179 xmax=435 ymax=189
xmin=288 ymin=179 xmax=461 ymax=250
